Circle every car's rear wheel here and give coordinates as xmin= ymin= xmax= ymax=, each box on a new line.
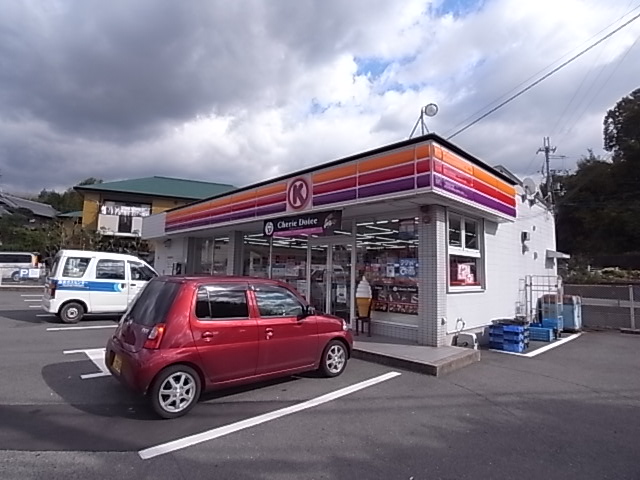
xmin=319 ymin=340 xmax=348 ymax=378
xmin=150 ymin=365 xmax=201 ymax=419
xmin=59 ymin=302 xmax=84 ymax=324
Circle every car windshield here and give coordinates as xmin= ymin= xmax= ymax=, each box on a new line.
xmin=126 ymin=280 xmax=181 ymax=327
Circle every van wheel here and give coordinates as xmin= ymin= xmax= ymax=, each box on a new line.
xmin=59 ymin=302 xmax=84 ymax=324
xmin=149 ymin=365 xmax=201 ymax=419
xmin=319 ymin=340 xmax=348 ymax=378
xmin=11 ymin=271 xmax=20 ymax=282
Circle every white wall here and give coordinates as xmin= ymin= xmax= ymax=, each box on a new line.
xmin=152 ymin=237 xmax=188 ymax=276
xmin=446 ymin=195 xmax=557 ymax=334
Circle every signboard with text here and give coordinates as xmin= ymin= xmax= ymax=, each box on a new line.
xmin=264 ymin=211 xmax=342 ymax=238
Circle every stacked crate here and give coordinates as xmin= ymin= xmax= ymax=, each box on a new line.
xmin=489 ymin=324 xmax=529 ymax=353
xmin=529 ymin=325 xmax=554 ymax=342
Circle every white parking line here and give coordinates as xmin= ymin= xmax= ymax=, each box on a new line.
xmin=48 ymin=325 xmax=117 ymax=331
xmin=24 ymin=299 xmax=41 ymax=302
xmin=37 ymin=314 xmax=55 ymax=317
xmin=63 ymin=348 xmax=111 ymax=379
xmin=21 ymin=294 xmax=43 ymax=297
xmin=29 ymin=305 xmax=41 ymax=308
xmin=138 ymin=371 xmax=402 ymax=460
xmin=490 ymin=332 xmax=583 ymax=358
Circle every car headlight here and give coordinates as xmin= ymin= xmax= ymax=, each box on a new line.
xmin=342 ymin=319 xmax=349 ymax=331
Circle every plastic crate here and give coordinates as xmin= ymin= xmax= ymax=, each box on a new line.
xmin=529 ymin=326 xmax=554 ymax=342
xmin=489 ymin=331 xmax=529 ymax=342
xmin=490 ymin=324 xmax=528 ymax=334
xmin=490 ymin=341 xmax=527 ymax=353
xmin=542 ymin=317 xmax=564 ymax=331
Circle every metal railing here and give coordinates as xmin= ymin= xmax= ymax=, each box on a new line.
xmin=564 ymin=284 xmax=639 ymax=330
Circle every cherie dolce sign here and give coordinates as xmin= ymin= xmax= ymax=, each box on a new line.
xmin=286 ymin=176 xmax=311 ymax=212
xmin=264 ymin=211 xmax=342 ymax=238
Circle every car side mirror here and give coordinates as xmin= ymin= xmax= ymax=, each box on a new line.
xmin=297 ymin=305 xmax=315 ymax=320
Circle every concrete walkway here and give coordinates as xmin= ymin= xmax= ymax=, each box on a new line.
xmin=352 ymin=334 xmax=480 ymax=376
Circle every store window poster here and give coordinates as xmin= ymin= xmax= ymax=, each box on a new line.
xmin=399 ymin=258 xmax=417 ymax=277
xmin=457 ymin=263 xmax=475 ymax=284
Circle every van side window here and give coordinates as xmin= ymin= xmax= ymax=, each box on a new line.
xmin=196 ymin=284 xmax=249 ymax=320
xmin=96 ymin=259 xmax=126 ymax=280
xmin=62 ymin=257 xmax=91 ymax=278
xmin=130 ymin=262 xmax=156 ymax=281
xmin=0 ymin=253 xmax=33 ymax=264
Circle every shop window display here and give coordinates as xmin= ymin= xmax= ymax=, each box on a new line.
xmin=448 ymin=212 xmax=483 ymax=288
xmin=356 ymin=218 xmax=419 ymax=324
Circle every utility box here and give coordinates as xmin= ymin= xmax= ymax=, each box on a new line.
xmin=562 ymin=295 xmax=582 ymax=332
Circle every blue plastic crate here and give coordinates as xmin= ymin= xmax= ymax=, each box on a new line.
xmin=489 ymin=331 xmax=529 ymax=342
xmin=490 ymin=341 xmax=527 ymax=353
xmin=530 ymin=326 xmax=554 ymax=342
xmin=490 ymin=324 xmax=528 ymax=334
xmin=542 ymin=317 xmax=564 ymax=331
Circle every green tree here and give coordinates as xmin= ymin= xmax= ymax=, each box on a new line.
xmin=35 ymin=177 xmax=103 ymax=213
xmin=556 ymin=87 xmax=640 ymax=258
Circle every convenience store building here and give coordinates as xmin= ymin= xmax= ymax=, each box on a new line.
xmin=141 ymin=133 xmax=562 ymax=347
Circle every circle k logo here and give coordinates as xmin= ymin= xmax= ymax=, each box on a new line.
xmin=287 ymin=177 xmax=311 ymax=210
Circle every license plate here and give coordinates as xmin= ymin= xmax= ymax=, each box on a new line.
xmin=112 ymin=354 xmax=123 ymax=374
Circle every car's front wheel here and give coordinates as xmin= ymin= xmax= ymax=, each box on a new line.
xmin=319 ymin=340 xmax=348 ymax=378
xmin=149 ymin=365 xmax=201 ymax=419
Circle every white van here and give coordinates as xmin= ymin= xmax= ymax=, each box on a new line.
xmin=42 ymin=249 xmax=158 ymax=323
xmin=0 ymin=251 xmax=39 ymax=282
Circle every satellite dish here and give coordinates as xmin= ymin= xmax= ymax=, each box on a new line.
xmin=423 ymin=103 xmax=439 ymax=117
xmin=522 ymin=177 xmax=537 ymax=198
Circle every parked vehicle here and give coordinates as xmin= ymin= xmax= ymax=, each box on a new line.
xmin=42 ymin=249 xmax=157 ymax=323
xmin=105 ymin=276 xmax=353 ymax=419
xmin=0 ymin=251 xmax=39 ymax=282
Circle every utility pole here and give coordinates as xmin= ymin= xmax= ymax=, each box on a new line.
xmin=537 ymin=137 xmax=557 ymax=206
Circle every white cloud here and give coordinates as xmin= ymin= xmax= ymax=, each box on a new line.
xmin=1 ymin=0 xmax=639 ymax=194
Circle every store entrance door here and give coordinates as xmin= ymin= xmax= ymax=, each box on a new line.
xmin=308 ymin=239 xmax=355 ymax=323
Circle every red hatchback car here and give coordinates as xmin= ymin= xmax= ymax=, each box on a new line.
xmin=105 ymin=276 xmax=353 ymax=419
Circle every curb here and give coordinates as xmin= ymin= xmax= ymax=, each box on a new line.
xmin=352 ymin=347 xmax=481 ymax=377
xmin=620 ymin=328 xmax=640 ymax=335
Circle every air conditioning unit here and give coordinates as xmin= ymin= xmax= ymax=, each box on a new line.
xmin=455 ymin=332 xmax=478 ymax=349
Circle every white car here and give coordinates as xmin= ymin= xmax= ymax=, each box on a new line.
xmin=42 ymin=249 xmax=157 ymax=323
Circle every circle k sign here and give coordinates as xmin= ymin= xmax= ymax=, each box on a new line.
xmin=287 ymin=177 xmax=311 ymax=211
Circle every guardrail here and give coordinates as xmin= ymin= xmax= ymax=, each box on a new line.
xmin=564 ymin=284 xmax=638 ymax=330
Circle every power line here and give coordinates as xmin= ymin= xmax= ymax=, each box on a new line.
xmin=550 ymin=1 xmax=639 ymax=137
xmin=447 ymin=3 xmax=640 ymax=137
xmin=446 ymin=9 xmax=640 ymax=141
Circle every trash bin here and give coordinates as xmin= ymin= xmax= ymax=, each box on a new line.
xmin=562 ymin=295 xmax=582 ymax=332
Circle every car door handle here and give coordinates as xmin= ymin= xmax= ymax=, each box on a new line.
xmin=130 ymin=283 xmax=137 ymax=287
xmin=202 ymin=331 xmax=214 ymax=341
xmin=265 ymin=328 xmax=274 ymax=340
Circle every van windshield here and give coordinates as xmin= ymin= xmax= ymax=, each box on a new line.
xmin=127 ymin=280 xmax=181 ymax=327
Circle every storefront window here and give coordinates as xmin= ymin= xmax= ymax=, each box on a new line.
xmin=448 ymin=212 xmax=483 ymax=289
xmin=243 ymin=234 xmax=270 ymax=278
xmin=356 ymin=218 xmax=419 ymax=325
xmin=196 ymin=237 xmax=229 ymax=275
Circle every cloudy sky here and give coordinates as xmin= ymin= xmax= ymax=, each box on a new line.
xmin=1 ymin=0 xmax=639 ymax=195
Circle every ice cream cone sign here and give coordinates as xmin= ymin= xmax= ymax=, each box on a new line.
xmin=356 ymin=276 xmax=372 ymax=317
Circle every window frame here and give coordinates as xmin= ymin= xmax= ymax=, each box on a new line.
xmin=95 ymin=259 xmax=127 ymax=281
xmin=447 ymin=211 xmax=485 ymax=292
xmin=252 ymin=284 xmax=305 ymax=318
xmin=194 ymin=283 xmax=251 ymax=321
xmin=129 ymin=261 xmax=156 ymax=282
xmin=62 ymin=256 xmax=92 ymax=279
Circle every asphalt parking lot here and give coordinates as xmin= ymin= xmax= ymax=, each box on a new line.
xmin=1 ymin=289 xmax=639 ymax=480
